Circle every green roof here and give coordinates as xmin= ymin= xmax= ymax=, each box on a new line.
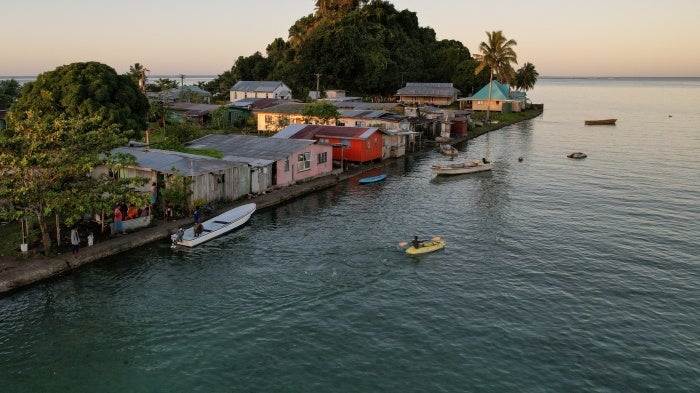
xmin=470 ymin=80 xmax=511 ymax=100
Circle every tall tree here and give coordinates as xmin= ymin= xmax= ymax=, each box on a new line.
xmin=128 ymin=62 xmax=150 ymax=93
xmin=8 ymin=62 xmax=149 ymax=139
xmin=513 ymin=62 xmax=539 ymax=92
xmin=0 ymin=79 xmax=22 ymax=110
xmin=474 ymin=30 xmax=518 ymax=120
xmin=0 ymin=114 xmax=146 ymax=254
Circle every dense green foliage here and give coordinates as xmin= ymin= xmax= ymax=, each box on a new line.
xmin=0 ymin=114 xmax=148 ymax=254
xmin=514 ymin=62 xmax=539 ymax=92
xmin=0 ymin=79 xmax=22 ymax=110
xmin=302 ymin=101 xmax=340 ymax=124
xmin=8 ymin=62 xmax=149 ymax=139
xmin=203 ymin=0 xmax=490 ymax=101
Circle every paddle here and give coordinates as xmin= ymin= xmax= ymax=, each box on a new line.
xmin=398 ymin=237 xmax=441 ymax=248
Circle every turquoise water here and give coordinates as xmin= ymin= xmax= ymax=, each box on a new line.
xmin=1 ymin=78 xmax=699 ymax=392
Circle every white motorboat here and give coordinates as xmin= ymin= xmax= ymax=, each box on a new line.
xmin=431 ymin=160 xmax=493 ymax=175
xmin=171 ymin=203 xmax=256 ymax=247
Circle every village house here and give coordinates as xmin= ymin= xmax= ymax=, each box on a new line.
xmin=458 ymin=80 xmax=528 ymax=113
xmin=230 ymin=81 xmax=293 ymax=102
xmin=273 ymin=124 xmax=383 ymax=165
xmin=255 ymin=102 xmax=308 ymax=132
xmin=154 ymin=85 xmax=213 ymax=104
xmin=225 ymin=98 xmax=288 ymax=126
xmin=336 ymin=109 xmax=411 ymax=130
xmin=396 ymin=83 xmax=461 ymax=106
xmin=166 ymin=103 xmax=221 ymax=125
xmin=186 ymin=134 xmax=334 ymax=194
xmin=95 ymin=147 xmax=251 ymax=205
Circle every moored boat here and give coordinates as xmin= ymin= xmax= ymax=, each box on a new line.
xmin=585 ymin=119 xmax=617 ymax=125
xmin=359 ymin=173 xmax=387 ymax=184
xmin=171 ymin=203 xmax=256 ymax=247
xmin=431 ymin=160 xmax=493 ymax=175
xmin=440 ymin=144 xmax=458 ymax=157
xmin=567 ymin=152 xmax=587 ymax=159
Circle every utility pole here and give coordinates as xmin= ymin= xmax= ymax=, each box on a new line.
xmin=315 ymin=73 xmax=322 ymax=98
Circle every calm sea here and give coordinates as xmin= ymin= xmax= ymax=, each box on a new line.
xmin=1 ymin=78 xmax=699 ymax=392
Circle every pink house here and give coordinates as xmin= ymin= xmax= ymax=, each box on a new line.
xmin=186 ymin=134 xmax=333 ymax=193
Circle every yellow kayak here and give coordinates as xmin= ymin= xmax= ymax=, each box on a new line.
xmin=405 ymin=239 xmax=446 ymax=255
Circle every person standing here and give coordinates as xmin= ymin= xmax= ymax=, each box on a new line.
xmin=114 ymin=203 xmax=125 ymax=235
xmin=150 ymin=182 xmax=158 ymax=206
xmin=193 ymin=206 xmax=201 ymax=226
xmin=71 ymin=227 xmax=80 ymax=256
xmin=87 ymin=232 xmax=94 ymax=247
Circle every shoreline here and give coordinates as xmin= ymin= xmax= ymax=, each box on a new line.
xmin=0 ymin=108 xmax=542 ymax=297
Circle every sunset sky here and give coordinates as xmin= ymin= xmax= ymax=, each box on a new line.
xmin=4 ymin=0 xmax=699 ymax=77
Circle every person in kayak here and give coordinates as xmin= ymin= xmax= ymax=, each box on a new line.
xmin=412 ymin=235 xmax=422 ymax=249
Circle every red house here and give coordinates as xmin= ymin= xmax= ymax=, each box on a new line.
xmin=273 ymin=125 xmax=383 ymax=164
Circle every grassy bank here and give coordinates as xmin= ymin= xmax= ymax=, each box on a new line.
xmin=467 ymin=107 xmax=542 ymax=140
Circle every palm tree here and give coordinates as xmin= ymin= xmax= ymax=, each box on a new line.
xmin=474 ymin=31 xmax=518 ymax=121
xmin=129 ymin=63 xmax=149 ymax=93
xmin=514 ymin=62 xmax=539 ymax=92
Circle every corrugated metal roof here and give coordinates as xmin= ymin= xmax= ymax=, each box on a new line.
xmin=273 ymin=124 xmax=378 ymax=140
xmin=338 ymin=109 xmax=389 ymax=119
xmin=111 ymin=147 xmax=244 ymax=175
xmin=396 ymin=82 xmax=460 ymax=97
xmin=256 ymin=102 xmax=307 ymax=114
xmin=466 ymin=81 xmax=515 ymax=100
xmin=230 ymin=81 xmax=285 ymax=93
xmin=186 ymin=134 xmax=316 ymax=163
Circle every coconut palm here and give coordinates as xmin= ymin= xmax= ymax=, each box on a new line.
xmin=129 ymin=63 xmax=149 ymax=93
xmin=474 ymin=31 xmax=518 ymax=121
xmin=514 ymin=62 xmax=539 ymax=92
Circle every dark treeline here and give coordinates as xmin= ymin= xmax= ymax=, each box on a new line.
xmin=202 ymin=0 xmax=490 ymax=101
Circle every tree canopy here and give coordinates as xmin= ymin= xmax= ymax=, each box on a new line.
xmin=8 ymin=62 xmax=149 ymax=139
xmin=0 ymin=79 xmax=22 ymax=110
xmin=0 ymin=114 xmax=147 ymax=254
xmin=203 ymin=0 xmax=491 ymax=101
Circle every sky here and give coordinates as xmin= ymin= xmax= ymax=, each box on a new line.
xmin=4 ymin=0 xmax=699 ymax=78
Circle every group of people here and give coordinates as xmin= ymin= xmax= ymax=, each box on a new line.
xmin=70 ymin=227 xmax=94 ymax=257
xmin=113 ymin=202 xmax=150 ymax=235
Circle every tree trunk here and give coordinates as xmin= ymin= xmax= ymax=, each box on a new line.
xmin=55 ymin=214 xmax=61 ymax=246
xmin=37 ymin=214 xmax=52 ymax=255
xmin=486 ymin=71 xmax=494 ymax=122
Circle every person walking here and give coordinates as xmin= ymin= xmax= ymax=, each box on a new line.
xmin=70 ymin=227 xmax=80 ymax=256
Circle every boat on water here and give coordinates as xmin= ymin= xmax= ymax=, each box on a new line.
xmin=431 ymin=159 xmax=493 ymax=176
xmin=406 ymin=238 xmax=446 ymax=255
xmin=585 ymin=119 xmax=617 ymax=125
xmin=440 ymin=144 xmax=459 ymax=157
xmin=171 ymin=203 xmax=256 ymax=247
xmin=567 ymin=152 xmax=587 ymax=159
xmin=359 ymin=173 xmax=387 ymax=184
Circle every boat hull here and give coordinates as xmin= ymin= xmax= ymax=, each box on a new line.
xmin=432 ymin=161 xmax=493 ymax=175
xmin=359 ymin=174 xmax=387 ymax=184
xmin=406 ymin=240 xmax=446 ymax=255
xmin=171 ymin=203 xmax=256 ymax=247
xmin=585 ymin=119 xmax=616 ymax=125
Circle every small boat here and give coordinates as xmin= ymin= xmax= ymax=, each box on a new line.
xmin=567 ymin=152 xmax=587 ymax=159
xmin=171 ymin=203 xmax=256 ymax=247
xmin=440 ymin=144 xmax=459 ymax=157
xmin=359 ymin=173 xmax=387 ymax=184
xmin=406 ymin=238 xmax=446 ymax=255
xmin=585 ymin=119 xmax=617 ymax=125
xmin=431 ymin=159 xmax=493 ymax=176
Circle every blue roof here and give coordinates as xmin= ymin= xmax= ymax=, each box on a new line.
xmin=470 ymin=80 xmax=511 ymax=100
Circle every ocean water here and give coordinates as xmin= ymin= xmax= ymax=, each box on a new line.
xmin=1 ymin=78 xmax=699 ymax=392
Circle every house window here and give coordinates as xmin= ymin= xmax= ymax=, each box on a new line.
xmin=265 ymin=115 xmax=273 ymax=124
xmin=297 ymin=152 xmax=311 ymax=172
xmin=318 ymin=138 xmax=329 ymax=144
xmin=285 ymin=159 xmax=290 ymax=172
xmin=477 ymin=100 xmax=483 ymax=105
xmin=366 ymin=141 xmax=371 ymax=149
xmin=318 ymin=152 xmax=328 ymax=164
